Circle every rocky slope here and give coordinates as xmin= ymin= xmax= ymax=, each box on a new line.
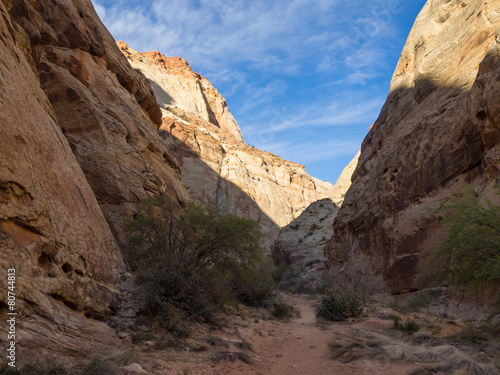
xmin=325 ymin=0 xmax=500 ymax=293
xmin=119 ymin=44 xmax=346 ymax=250
xmin=0 ymin=0 xmax=125 ymax=361
xmin=10 ymin=0 xmax=190 ymax=248
xmin=272 ymin=198 xmax=339 ymax=290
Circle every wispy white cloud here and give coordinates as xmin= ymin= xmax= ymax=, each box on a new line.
xmin=94 ymin=0 xmax=401 ymax=83
xmin=238 ymin=80 xmax=288 ymax=115
xmin=93 ymin=0 xmax=426 ymax=182
xmin=259 ymin=139 xmax=360 ymax=163
xmin=241 ymin=95 xmax=384 ymax=137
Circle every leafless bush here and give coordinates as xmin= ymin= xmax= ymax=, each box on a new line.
xmin=326 ymin=234 xmax=387 ymax=300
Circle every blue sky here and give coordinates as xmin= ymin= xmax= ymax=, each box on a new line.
xmin=94 ymin=0 xmax=426 ymax=184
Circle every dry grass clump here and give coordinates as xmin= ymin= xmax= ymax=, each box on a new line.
xmin=205 ymin=335 xmax=230 ymax=348
xmin=209 ymin=350 xmax=253 ymax=364
xmin=328 ymin=328 xmax=498 ymax=374
xmin=436 ymin=355 xmax=498 ymax=375
xmin=74 ymin=357 xmax=120 ymax=375
xmin=236 ymin=340 xmax=254 ymax=352
xmin=329 ymin=330 xmax=455 ymax=364
xmin=410 ymin=355 xmax=499 ymax=375
xmin=110 ymin=347 xmax=142 ymax=366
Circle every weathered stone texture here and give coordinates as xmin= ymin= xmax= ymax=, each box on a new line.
xmin=326 ymin=0 xmax=500 ymax=293
xmin=10 ymin=0 xmax=190 ymax=246
xmin=0 ymin=0 xmax=124 ymax=360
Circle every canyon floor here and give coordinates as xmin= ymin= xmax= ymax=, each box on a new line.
xmin=124 ymin=294 xmax=499 ymax=375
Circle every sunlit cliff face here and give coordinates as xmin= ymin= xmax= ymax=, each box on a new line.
xmin=390 ymin=0 xmax=500 ymax=95
xmin=118 ymin=42 xmax=352 ymax=252
xmin=327 ymin=0 xmax=500 ymax=293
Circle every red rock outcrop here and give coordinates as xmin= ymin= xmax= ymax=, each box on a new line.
xmin=0 ymin=0 xmax=124 ymax=360
xmin=9 ymin=0 xmax=190 ymax=247
xmin=119 ymin=42 xmax=244 ymax=143
xmin=325 ymin=0 xmax=500 ymax=293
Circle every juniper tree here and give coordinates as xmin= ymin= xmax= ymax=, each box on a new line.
xmin=126 ymin=195 xmax=274 ymax=326
xmin=427 ymin=186 xmax=500 ymax=305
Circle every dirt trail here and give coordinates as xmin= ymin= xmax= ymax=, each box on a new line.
xmin=247 ymin=294 xmax=337 ymax=374
xmin=154 ymin=294 xmax=417 ymax=375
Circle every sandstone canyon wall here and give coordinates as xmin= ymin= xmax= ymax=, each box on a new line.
xmin=0 ymin=0 xmax=355 ymax=362
xmin=9 ymin=0 xmax=190 ymax=247
xmin=0 ymin=0 xmax=125 ymax=361
xmin=325 ymin=0 xmax=500 ymax=293
xmin=1 ymin=0 xmax=195 ymax=361
xmin=119 ymin=42 xmax=243 ymax=142
xmin=119 ymin=43 xmax=345 ymax=250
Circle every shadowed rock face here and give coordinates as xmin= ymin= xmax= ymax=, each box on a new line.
xmin=272 ymin=198 xmax=339 ymax=290
xmin=0 ymin=0 xmax=124 ymax=360
xmin=325 ymin=0 xmax=500 ymax=293
xmin=9 ymin=0 xmax=190 ymax=247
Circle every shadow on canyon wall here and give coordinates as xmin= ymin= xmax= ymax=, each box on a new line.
xmin=157 ymin=127 xmax=282 ymax=253
xmin=326 ymin=72 xmax=498 ymax=294
xmin=150 ymin=80 xmax=175 ymax=108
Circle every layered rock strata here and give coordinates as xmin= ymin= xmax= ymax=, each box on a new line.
xmin=119 ymin=42 xmax=244 ymax=143
xmin=0 ymin=0 xmax=124 ymax=361
xmin=325 ymin=0 xmax=500 ymax=293
xmin=10 ymin=0 xmax=190 ymax=247
xmin=119 ymin=44 xmax=344 ymax=250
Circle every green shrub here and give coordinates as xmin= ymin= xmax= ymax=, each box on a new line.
xmin=426 ymin=186 xmax=500 ymax=305
xmin=316 ymin=287 xmax=363 ymax=321
xmin=127 ymin=195 xmax=273 ymax=328
xmin=271 ymin=302 xmax=298 ymax=320
xmin=390 ymin=315 xmax=420 ymax=334
xmin=231 ymin=258 xmax=275 ymax=307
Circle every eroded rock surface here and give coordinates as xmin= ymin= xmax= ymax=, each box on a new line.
xmin=0 ymin=0 xmax=124 ymax=360
xmin=119 ymin=42 xmax=244 ymax=143
xmin=325 ymin=0 xmax=500 ymax=293
xmin=10 ymin=0 xmax=190 ymax=247
xmin=119 ymin=45 xmax=343 ymax=250
xmin=272 ymin=198 xmax=339 ymax=290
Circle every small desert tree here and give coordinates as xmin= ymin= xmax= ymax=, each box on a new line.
xmin=427 ymin=186 xmax=500 ymax=305
xmin=127 ymin=195 xmax=273 ymax=325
